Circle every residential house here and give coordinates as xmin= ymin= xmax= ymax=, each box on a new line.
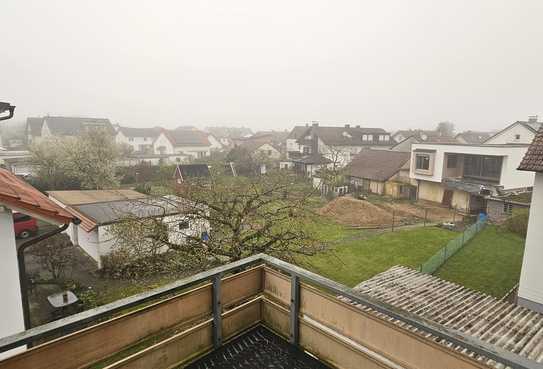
xmin=26 ymin=116 xmax=115 ymax=143
xmin=115 ymin=126 xmax=162 ymax=154
xmin=0 ymin=168 xmax=76 ymax=357
xmin=517 ymin=128 xmax=543 ymax=313
xmin=153 ymin=129 xmax=214 ymax=161
xmin=234 ymin=131 xmax=289 ymax=153
xmin=455 ymin=130 xmax=493 ymax=144
xmin=484 ymin=115 xmax=542 ymax=144
xmin=286 ymin=123 xmax=393 ymax=173
xmin=0 ymin=150 xmax=33 ymax=176
xmin=392 ymin=129 xmax=457 ymax=144
xmin=48 ymin=190 xmax=207 ymax=268
xmin=410 ymin=142 xmax=533 ymax=213
xmin=346 ymin=149 xmax=416 ymax=199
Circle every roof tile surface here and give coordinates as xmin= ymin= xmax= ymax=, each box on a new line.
xmin=518 ymin=128 xmax=543 ymax=172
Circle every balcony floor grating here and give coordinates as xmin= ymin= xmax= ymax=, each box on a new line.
xmin=184 ymin=325 xmax=331 ymax=369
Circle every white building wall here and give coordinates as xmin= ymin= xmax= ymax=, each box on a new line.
xmin=77 ymin=227 xmax=101 ymax=267
xmin=116 ymin=131 xmax=154 ymax=153
xmin=410 ymin=143 xmax=534 ymax=190
xmin=0 ymin=208 xmax=25 ymax=359
xmin=485 ymin=123 xmax=536 ymax=145
xmin=153 ymin=133 xmax=175 ymax=154
xmin=518 ymin=172 xmax=543 ymax=313
xmin=254 ymin=144 xmax=281 ymax=160
xmin=286 ymin=138 xmax=301 ymax=153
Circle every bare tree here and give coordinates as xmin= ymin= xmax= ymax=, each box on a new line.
xmin=108 ymin=174 xmax=320 ymax=266
xmin=32 ymin=234 xmax=74 ymax=281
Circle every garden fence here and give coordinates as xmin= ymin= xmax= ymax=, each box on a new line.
xmin=419 ymin=218 xmax=487 ymax=274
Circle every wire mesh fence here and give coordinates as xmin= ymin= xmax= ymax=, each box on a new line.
xmin=419 ymin=218 xmax=487 ymax=274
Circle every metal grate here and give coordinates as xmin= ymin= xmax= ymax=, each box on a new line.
xmin=184 ymin=325 xmax=331 ymax=369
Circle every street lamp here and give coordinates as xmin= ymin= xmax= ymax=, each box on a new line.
xmin=0 ymin=102 xmax=16 ymax=121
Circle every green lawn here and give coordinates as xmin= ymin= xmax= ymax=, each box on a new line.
xmin=299 ymin=226 xmax=458 ymax=287
xmin=435 ymin=225 xmax=525 ymax=298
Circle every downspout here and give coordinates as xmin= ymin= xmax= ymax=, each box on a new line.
xmin=17 ymin=218 xmax=81 ymax=330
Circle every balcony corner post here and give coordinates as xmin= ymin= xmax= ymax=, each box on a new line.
xmin=289 ymin=274 xmax=300 ymax=345
xmin=212 ymin=274 xmax=222 ymax=349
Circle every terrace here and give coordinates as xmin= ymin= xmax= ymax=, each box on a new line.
xmin=0 ymin=254 xmax=541 ymax=369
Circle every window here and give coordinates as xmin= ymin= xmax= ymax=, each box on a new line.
xmin=415 ymin=154 xmax=430 ymax=170
xmin=178 ymin=220 xmax=190 ymax=230
xmin=367 ymin=134 xmax=373 ymax=141
xmin=378 ymin=135 xmax=384 ymax=141
xmin=303 ymin=146 xmax=310 ymax=154
xmin=463 ymin=155 xmax=502 ymax=181
xmin=447 ymin=154 xmax=457 ymax=168
xmin=384 ymin=135 xmax=390 ymax=141
xmin=362 ymin=135 xmax=368 ymax=141
xmin=515 ymin=134 xmax=521 ymax=140
xmin=503 ymin=202 xmax=513 ymax=215
xmin=128 ymin=137 xmax=134 ymax=142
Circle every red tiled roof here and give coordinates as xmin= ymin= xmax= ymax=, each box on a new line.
xmin=518 ymin=128 xmax=543 ymax=172
xmin=0 ymin=168 xmax=76 ymax=224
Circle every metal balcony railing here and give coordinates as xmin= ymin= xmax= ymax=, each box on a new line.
xmin=0 ymin=254 xmax=542 ymax=369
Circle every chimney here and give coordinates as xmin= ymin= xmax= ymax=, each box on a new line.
xmin=345 ymin=124 xmax=350 ymax=128
xmin=528 ymin=115 xmax=538 ymax=123
xmin=312 ymin=121 xmax=319 ymax=127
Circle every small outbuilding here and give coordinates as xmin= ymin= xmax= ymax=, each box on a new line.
xmin=346 ymin=149 xmax=415 ymax=199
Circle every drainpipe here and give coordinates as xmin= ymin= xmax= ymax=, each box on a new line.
xmin=17 ymin=218 xmax=80 ymax=330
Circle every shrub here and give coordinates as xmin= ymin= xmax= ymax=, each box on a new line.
xmin=502 ymin=208 xmax=529 ymax=237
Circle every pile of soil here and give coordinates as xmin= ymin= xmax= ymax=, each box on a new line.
xmin=318 ymin=197 xmax=393 ymax=227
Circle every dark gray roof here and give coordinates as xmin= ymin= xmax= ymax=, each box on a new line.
xmin=73 ymin=197 xmax=182 ymax=226
xmin=347 ymin=149 xmax=410 ymax=181
xmin=164 ymin=129 xmax=210 ymax=146
xmin=518 ymin=128 xmax=543 ymax=172
xmin=41 ymin=116 xmax=114 ymax=136
xmin=118 ymin=126 xmax=162 ymax=138
xmin=294 ymin=125 xmax=390 ymax=147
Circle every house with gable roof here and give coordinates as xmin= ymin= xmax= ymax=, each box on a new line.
xmin=26 ymin=116 xmax=115 ymax=143
xmin=484 ymin=115 xmax=542 ymax=145
xmin=153 ymin=128 xmax=216 ymax=160
xmin=285 ymin=123 xmax=393 ymax=175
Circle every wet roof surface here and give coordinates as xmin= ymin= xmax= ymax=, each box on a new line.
xmin=185 ymin=325 xmax=330 ymax=369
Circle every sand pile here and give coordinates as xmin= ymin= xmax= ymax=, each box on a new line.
xmin=318 ymin=197 xmax=393 ymax=227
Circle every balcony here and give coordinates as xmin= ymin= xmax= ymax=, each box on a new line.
xmin=0 ymin=254 xmax=540 ymax=369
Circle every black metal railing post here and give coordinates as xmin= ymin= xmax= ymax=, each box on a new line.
xmin=289 ymin=274 xmax=300 ymax=345
xmin=212 ymin=274 xmax=222 ymax=349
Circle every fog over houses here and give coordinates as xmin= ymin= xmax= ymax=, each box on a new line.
xmin=1 ymin=1 xmax=543 ymax=368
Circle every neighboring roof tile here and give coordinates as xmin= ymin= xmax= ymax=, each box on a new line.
xmin=164 ymin=129 xmax=211 ymax=147
xmin=118 ymin=126 xmax=162 ymax=138
xmin=42 ymin=116 xmax=114 ymax=136
xmin=0 ymin=168 xmax=76 ymax=224
xmin=347 ymin=266 xmax=543 ymax=368
xmin=518 ymin=128 xmax=543 ymax=172
xmin=293 ymin=125 xmax=391 ymax=147
xmin=347 ymin=149 xmax=410 ymax=181
xmin=455 ymin=131 xmax=493 ymax=144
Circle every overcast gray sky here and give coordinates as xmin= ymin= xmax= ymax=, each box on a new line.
xmin=1 ymin=0 xmax=542 ymax=132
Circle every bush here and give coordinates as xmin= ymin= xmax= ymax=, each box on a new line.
xmin=502 ymin=208 xmax=529 ymax=237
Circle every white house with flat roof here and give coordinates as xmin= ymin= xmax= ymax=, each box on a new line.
xmin=410 ymin=142 xmax=534 ymax=213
